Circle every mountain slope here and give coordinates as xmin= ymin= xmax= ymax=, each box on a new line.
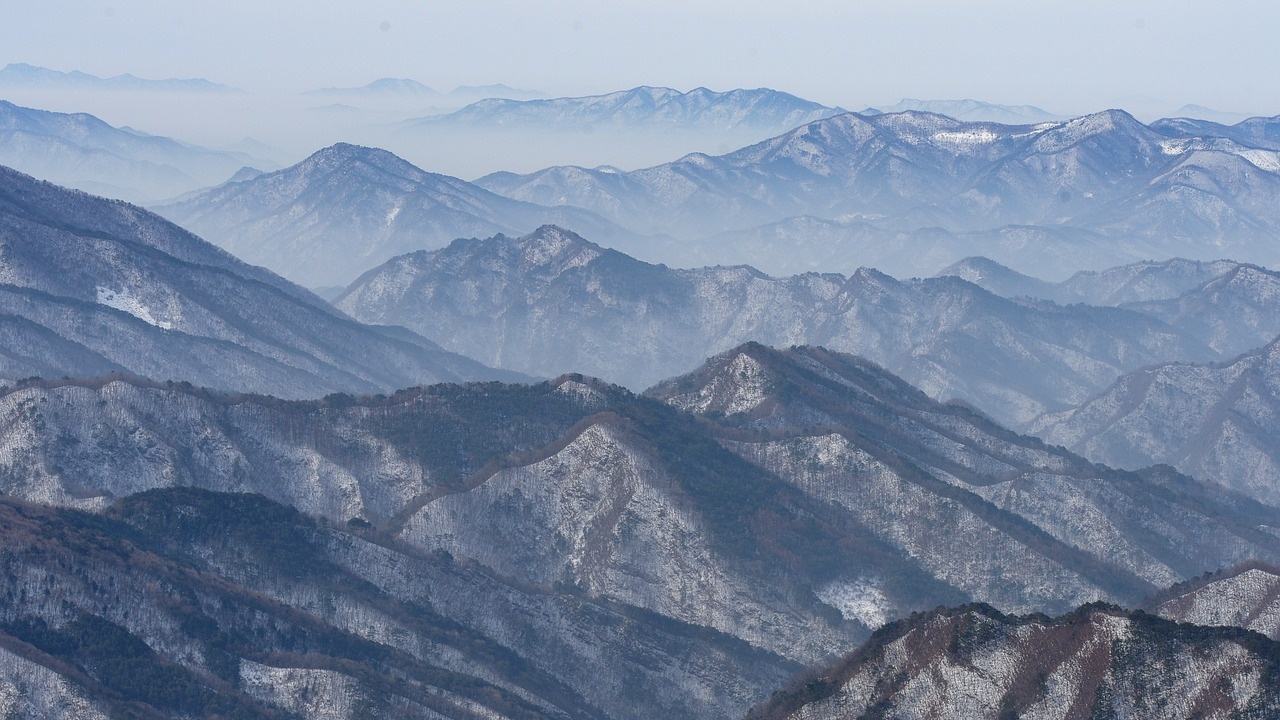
xmin=746 ymin=603 xmax=1280 ymax=720
xmin=0 ymin=489 xmax=795 ymax=720
xmin=338 ymin=226 xmax=1213 ymax=426
xmin=1122 ymin=263 xmax=1280 ymax=357
xmin=1149 ymin=562 xmax=1280 ymax=640
xmin=1029 ymin=338 xmax=1280 ymax=506
xmin=476 ymin=110 xmax=1280 ymax=276
xmin=2 ymin=355 xmax=1277 ymax=716
xmin=940 ymin=257 xmax=1280 ymax=357
xmin=648 ymin=343 xmax=1280 ymax=604
xmin=155 ymin=143 xmax=637 ymax=287
xmin=0 ymin=100 xmax=271 ymax=203
xmin=943 ymin=256 xmax=1245 ymax=305
xmin=0 ymin=164 xmax=513 ymax=396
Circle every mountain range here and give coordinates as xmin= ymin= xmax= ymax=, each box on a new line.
xmin=1152 ymin=113 xmax=1280 ymax=150
xmin=154 ymin=144 xmax=637 ymax=287
xmin=746 ymin=602 xmax=1280 ymax=719
xmin=309 ymin=78 xmax=545 ymax=104
xmin=407 ymin=86 xmax=845 ymax=133
xmin=6 ymin=86 xmax=1280 ymax=717
xmin=1029 ymin=337 xmax=1280 ymax=507
xmin=0 ymin=63 xmax=241 ymax=94
xmin=938 ymin=255 xmax=1244 ymax=305
xmin=0 ymin=163 xmax=514 ymax=397
xmin=147 ymin=103 xmax=1280 ymax=282
xmin=942 ymin=256 xmax=1280 ymax=358
xmin=337 ymin=226 xmax=1223 ymax=427
xmin=0 ymin=100 xmax=272 ymax=203
xmin=1 ymin=341 xmax=1277 ymax=717
xmin=475 ymin=109 xmax=1280 ymax=277
xmin=862 ymin=98 xmax=1063 ymax=124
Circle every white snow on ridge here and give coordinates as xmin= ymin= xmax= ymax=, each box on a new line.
xmin=95 ymin=286 xmax=173 ymax=329
xmin=816 ymin=578 xmax=892 ymax=628
xmin=932 ymin=129 xmax=999 ymax=146
xmin=1239 ymin=149 xmax=1280 ymax=172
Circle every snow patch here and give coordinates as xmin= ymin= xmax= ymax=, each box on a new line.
xmin=95 ymin=286 xmax=173 ymax=329
xmin=385 ymin=200 xmax=403 ymax=225
xmin=816 ymin=578 xmax=892 ymax=628
xmin=555 ymin=379 xmax=606 ymax=406
xmin=933 ymin=129 xmax=998 ymax=145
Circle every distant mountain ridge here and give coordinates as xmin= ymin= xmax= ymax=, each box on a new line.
xmin=863 ymin=97 xmax=1063 ymax=123
xmin=1030 ymin=337 xmax=1280 ymax=506
xmin=409 ymin=85 xmax=845 ymax=132
xmin=0 ymin=100 xmax=273 ymax=202
xmin=0 ymin=63 xmax=241 ymax=93
xmin=476 ymin=108 xmax=1280 ymax=276
xmin=338 ymin=226 xmax=1217 ymax=427
xmin=308 ymin=78 xmax=545 ymax=104
xmin=939 ymin=256 xmax=1244 ymax=305
xmin=154 ymin=143 xmax=636 ymax=287
xmin=0 ymin=164 xmax=515 ymax=396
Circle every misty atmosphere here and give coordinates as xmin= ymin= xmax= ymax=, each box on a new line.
xmin=2 ymin=1 xmax=1280 ymax=718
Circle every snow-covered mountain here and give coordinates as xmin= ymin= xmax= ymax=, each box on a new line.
xmin=410 ymin=86 xmax=844 ymax=133
xmin=940 ymin=256 xmax=1244 ymax=305
xmin=0 ymin=63 xmax=241 ymax=93
xmin=2 ymin=347 xmax=1274 ymax=667
xmin=0 ymin=488 xmax=794 ymax=720
xmin=1029 ymin=337 xmax=1280 ymax=506
xmin=1121 ymin=263 xmax=1280 ymax=358
xmin=941 ymin=256 xmax=1280 ymax=358
xmin=1152 ymin=113 xmax=1280 ymax=150
xmin=649 ymin=343 xmax=1280 ymax=603
xmin=476 ymin=109 xmax=1280 ymax=276
xmin=746 ymin=603 xmax=1280 ymax=720
xmin=863 ymin=98 xmax=1063 ymax=124
xmin=155 ymin=144 xmax=638 ymax=287
xmin=337 ymin=226 xmax=1214 ymax=427
xmin=0 ymin=164 xmax=515 ymax=396
xmin=1149 ymin=561 xmax=1280 ymax=640
xmin=0 ymin=100 xmax=272 ymax=203
xmin=0 ymin=343 xmax=1277 ymax=717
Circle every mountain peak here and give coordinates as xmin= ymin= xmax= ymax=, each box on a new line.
xmin=362 ymin=77 xmax=438 ymax=94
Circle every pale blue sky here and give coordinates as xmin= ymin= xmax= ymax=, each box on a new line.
xmin=6 ymin=0 xmax=1276 ymax=116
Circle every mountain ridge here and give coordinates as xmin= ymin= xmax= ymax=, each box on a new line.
xmin=156 ymin=143 xmax=639 ymax=287
xmin=338 ymin=225 xmax=1217 ymax=427
xmin=0 ymin=164 xmax=518 ymax=396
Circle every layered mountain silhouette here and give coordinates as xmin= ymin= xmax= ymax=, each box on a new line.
xmin=476 ymin=109 xmax=1280 ymax=276
xmin=939 ymin=255 xmax=1243 ymax=305
xmin=746 ymin=602 xmax=1280 ymax=720
xmin=942 ymin=256 xmax=1280 ymax=358
xmin=407 ymin=86 xmax=844 ymax=133
xmin=338 ymin=226 xmax=1216 ymax=426
xmin=1031 ymin=337 xmax=1280 ymax=506
xmin=155 ymin=144 xmax=637 ymax=287
xmin=0 ymin=100 xmax=271 ymax=202
xmin=0 ymin=165 xmax=514 ymax=396
xmin=0 ymin=63 xmax=241 ymax=94
xmin=1 ymin=341 xmax=1277 ymax=717
xmin=862 ymin=98 xmax=1063 ymax=123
